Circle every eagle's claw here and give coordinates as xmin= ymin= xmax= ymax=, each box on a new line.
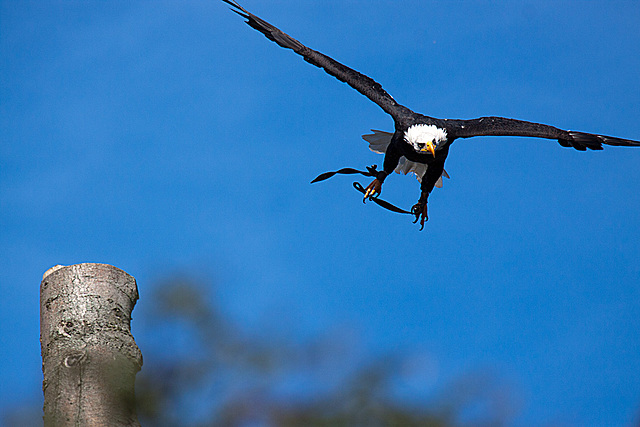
xmin=363 ymin=178 xmax=382 ymax=202
xmin=411 ymin=193 xmax=429 ymax=230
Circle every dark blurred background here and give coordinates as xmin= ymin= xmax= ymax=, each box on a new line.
xmin=5 ymin=275 xmax=518 ymax=427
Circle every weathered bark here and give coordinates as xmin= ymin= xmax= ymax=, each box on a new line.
xmin=40 ymin=263 xmax=142 ymax=427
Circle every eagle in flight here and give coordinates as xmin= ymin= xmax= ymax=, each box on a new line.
xmin=223 ymin=1 xmax=640 ymax=229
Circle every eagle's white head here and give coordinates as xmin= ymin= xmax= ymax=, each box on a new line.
xmin=404 ymin=124 xmax=448 ymax=157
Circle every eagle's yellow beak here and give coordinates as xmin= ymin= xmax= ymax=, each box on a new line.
xmin=421 ymin=141 xmax=436 ymax=157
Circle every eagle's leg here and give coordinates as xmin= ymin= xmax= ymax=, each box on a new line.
xmin=411 ymin=192 xmax=429 ymax=231
xmin=413 ymin=157 xmax=445 ymax=230
xmin=363 ymin=178 xmax=382 ymax=202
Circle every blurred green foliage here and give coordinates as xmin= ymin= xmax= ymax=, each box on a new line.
xmin=135 ymin=277 xmax=516 ymax=427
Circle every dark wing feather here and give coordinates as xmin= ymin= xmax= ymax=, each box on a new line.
xmin=223 ymin=0 xmax=413 ymax=121
xmin=447 ymin=116 xmax=640 ymax=151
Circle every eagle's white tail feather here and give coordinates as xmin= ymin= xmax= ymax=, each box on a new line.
xmin=361 ymin=129 xmax=449 ymax=188
xmin=396 ymin=157 xmax=426 ymax=182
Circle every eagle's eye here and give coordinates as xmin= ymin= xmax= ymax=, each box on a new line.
xmin=417 ymin=142 xmax=425 ymax=148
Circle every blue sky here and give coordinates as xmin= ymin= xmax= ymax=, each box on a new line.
xmin=1 ymin=0 xmax=639 ymax=425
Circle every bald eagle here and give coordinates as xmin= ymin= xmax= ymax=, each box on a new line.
xmin=223 ymin=1 xmax=640 ymax=229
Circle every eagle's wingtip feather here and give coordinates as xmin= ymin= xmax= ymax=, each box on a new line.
xmin=222 ymin=0 xmax=250 ymax=20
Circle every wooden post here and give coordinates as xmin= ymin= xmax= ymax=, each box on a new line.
xmin=40 ymin=263 xmax=142 ymax=427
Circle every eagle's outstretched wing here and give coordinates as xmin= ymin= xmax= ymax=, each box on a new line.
xmin=447 ymin=116 xmax=640 ymax=151
xmin=223 ymin=0 xmax=414 ymax=122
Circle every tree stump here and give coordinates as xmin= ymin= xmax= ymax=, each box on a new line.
xmin=40 ymin=263 xmax=142 ymax=427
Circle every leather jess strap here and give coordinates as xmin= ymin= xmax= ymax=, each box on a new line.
xmin=311 ymin=165 xmax=413 ymax=215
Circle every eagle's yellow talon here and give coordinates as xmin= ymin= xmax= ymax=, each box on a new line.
xmin=363 ymin=178 xmax=382 ymax=202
